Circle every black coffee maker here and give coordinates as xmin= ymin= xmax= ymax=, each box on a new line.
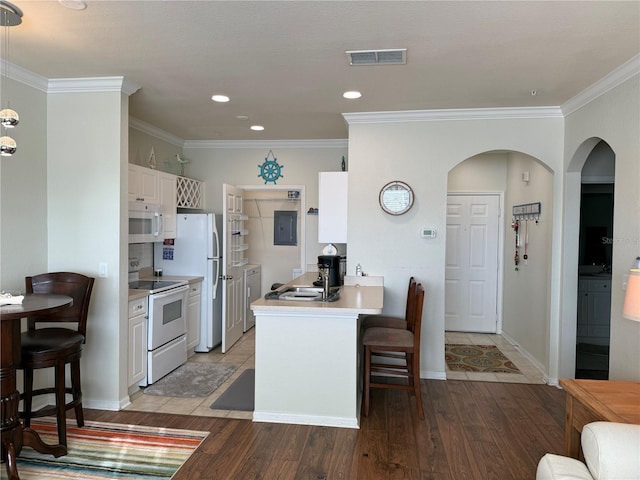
xmin=317 ymin=255 xmax=342 ymax=286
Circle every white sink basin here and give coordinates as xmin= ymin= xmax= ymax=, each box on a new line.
xmin=264 ymin=286 xmax=340 ymax=302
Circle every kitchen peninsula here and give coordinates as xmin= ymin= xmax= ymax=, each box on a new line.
xmin=251 ymin=273 xmax=383 ymax=428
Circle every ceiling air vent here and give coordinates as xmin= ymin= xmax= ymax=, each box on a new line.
xmin=346 ymin=49 xmax=407 ymax=66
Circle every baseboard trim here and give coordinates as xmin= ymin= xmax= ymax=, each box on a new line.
xmin=253 ymin=411 xmax=359 ymax=429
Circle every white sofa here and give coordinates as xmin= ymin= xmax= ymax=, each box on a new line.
xmin=536 ymin=422 xmax=640 ymax=480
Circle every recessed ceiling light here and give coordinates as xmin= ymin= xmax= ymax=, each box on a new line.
xmin=211 ymin=95 xmax=230 ymax=103
xmin=250 ymin=125 xmax=264 ymax=131
xmin=236 ymin=115 xmax=249 ymax=120
xmin=343 ymin=91 xmax=362 ymax=99
xmin=58 ymin=0 xmax=87 ymax=10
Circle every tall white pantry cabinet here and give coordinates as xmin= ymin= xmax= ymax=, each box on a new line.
xmin=318 ymin=171 xmax=348 ymax=244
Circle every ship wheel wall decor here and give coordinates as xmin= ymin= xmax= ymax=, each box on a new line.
xmin=258 ymin=150 xmax=284 ymax=184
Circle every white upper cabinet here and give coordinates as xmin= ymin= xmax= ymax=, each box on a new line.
xmin=318 ymin=171 xmax=348 ymax=244
xmin=158 ymin=171 xmax=177 ymax=239
xmin=128 ymin=164 xmax=179 ymax=238
xmin=128 ymin=164 xmax=159 ymax=204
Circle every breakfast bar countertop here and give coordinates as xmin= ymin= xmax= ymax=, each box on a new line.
xmin=251 ymin=272 xmax=383 ymax=315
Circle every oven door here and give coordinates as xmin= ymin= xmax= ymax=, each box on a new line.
xmin=148 ymin=286 xmax=188 ymax=350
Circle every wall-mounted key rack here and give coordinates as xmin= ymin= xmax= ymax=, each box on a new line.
xmin=512 ymin=202 xmax=541 ymax=223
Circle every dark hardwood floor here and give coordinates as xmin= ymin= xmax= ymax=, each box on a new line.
xmin=85 ymin=379 xmax=566 ymax=479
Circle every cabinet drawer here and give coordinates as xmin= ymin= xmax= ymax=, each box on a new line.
xmin=588 ymin=280 xmax=609 ymax=292
xmin=588 ymin=326 xmax=610 ymax=338
xmin=188 ymin=282 xmax=202 ymax=297
xmin=128 ymin=297 xmax=148 ymax=317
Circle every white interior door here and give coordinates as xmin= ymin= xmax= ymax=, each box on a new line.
xmin=222 ymin=184 xmax=245 ymax=353
xmin=445 ymin=194 xmax=500 ymax=333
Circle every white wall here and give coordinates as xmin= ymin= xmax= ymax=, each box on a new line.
xmin=448 ymin=151 xmax=508 ymax=192
xmin=502 ymin=152 xmax=554 ymax=369
xmin=0 ymin=76 xmax=48 ymax=292
xmin=47 ymin=85 xmax=130 ymax=409
xmin=129 ymin=125 xmax=183 ymax=175
xmin=563 ymin=74 xmax=640 ymax=381
xmin=346 ymin=115 xmax=564 ymax=378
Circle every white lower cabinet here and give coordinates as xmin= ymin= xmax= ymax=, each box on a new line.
xmin=186 ymin=282 xmax=202 ymax=354
xmin=577 ymin=277 xmax=611 ymax=345
xmin=128 ymin=297 xmax=148 ymax=387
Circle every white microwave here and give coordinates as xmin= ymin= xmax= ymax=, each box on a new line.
xmin=129 ymin=202 xmax=165 ymax=243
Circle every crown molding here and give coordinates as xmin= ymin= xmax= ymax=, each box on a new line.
xmin=129 ymin=117 xmax=185 ymax=147
xmin=129 ymin=121 xmax=347 ymax=149
xmin=47 ymin=76 xmax=141 ymax=95
xmin=183 ymin=139 xmax=348 ymax=149
xmin=0 ymin=60 xmax=48 ymax=92
xmin=343 ymin=106 xmax=563 ymax=125
xmin=561 ymin=54 xmax=640 ymax=116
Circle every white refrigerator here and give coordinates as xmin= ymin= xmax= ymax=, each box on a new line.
xmin=154 ymin=213 xmax=223 ymax=352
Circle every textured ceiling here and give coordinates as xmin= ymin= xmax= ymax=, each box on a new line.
xmin=5 ymin=1 xmax=640 ymax=141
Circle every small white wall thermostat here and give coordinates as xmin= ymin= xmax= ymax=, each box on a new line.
xmin=421 ymin=227 xmax=437 ymax=238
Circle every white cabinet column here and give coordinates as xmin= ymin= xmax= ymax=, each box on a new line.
xmin=318 ymin=172 xmax=348 ymax=243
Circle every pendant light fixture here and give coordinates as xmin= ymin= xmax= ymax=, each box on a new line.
xmin=0 ymin=0 xmax=22 ymax=157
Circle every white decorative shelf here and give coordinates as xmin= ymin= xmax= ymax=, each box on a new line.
xmin=177 ymin=176 xmax=203 ymax=209
xmin=232 ymin=258 xmax=249 ymax=267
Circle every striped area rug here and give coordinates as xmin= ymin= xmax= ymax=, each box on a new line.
xmin=2 ymin=417 xmax=208 ymax=480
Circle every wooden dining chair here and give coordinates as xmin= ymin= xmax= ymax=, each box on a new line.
xmin=19 ymin=272 xmax=95 ymax=446
xmin=362 ymin=283 xmax=425 ymax=419
xmin=361 ymin=276 xmax=416 ymax=331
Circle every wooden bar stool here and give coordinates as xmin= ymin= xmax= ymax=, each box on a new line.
xmin=19 ymin=272 xmax=95 ymax=446
xmin=361 ymin=276 xmax=416 ymax=331
xmin=363 ymin=283 xmax=425 ymax=419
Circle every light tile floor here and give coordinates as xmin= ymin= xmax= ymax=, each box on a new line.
xmin=126 ymin=328 xmax=256 ymax=420
xmin=126 ymin=329 xmax=545 ymax=419
xmin=445 ymin=331 xmax=546 ymax=384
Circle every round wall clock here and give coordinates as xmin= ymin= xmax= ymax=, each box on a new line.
xmin=379 ymin=180 xmax=414 ymax=215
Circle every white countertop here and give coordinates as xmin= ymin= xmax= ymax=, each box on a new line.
xmin=128 ymin=289 xmax=149 ymax=301
xmin=251 ymin=272 xmax=383 ymax=315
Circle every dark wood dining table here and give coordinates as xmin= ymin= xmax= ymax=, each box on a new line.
xmin=1 ymin=293 xmax=73 ymax=480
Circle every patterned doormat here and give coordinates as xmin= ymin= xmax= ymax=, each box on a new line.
xmin=143 ymin=362 xmax=237 ymax=397
xmin=445 ymin=344 xmax=522 ymax=374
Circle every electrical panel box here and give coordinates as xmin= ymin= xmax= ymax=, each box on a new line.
xmin=274 ymin=210 xmax=298 ymax=246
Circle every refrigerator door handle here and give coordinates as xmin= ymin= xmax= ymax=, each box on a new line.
xmin=207 ymin=213 xmax=221 ymax=259
xmin=211 ymin=258 xmax=220 ymax=299
xmin=212 ymin=224 xmax=220 ymax=259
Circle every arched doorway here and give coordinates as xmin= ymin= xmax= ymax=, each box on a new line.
xmin=446 ymin=150 xmax=554 ymax=379
xmin=575 ymin=140 xmax=615 ymax=379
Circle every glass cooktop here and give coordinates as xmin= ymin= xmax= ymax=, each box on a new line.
xmin=129 ymin=280 xmax=186 ymax=294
